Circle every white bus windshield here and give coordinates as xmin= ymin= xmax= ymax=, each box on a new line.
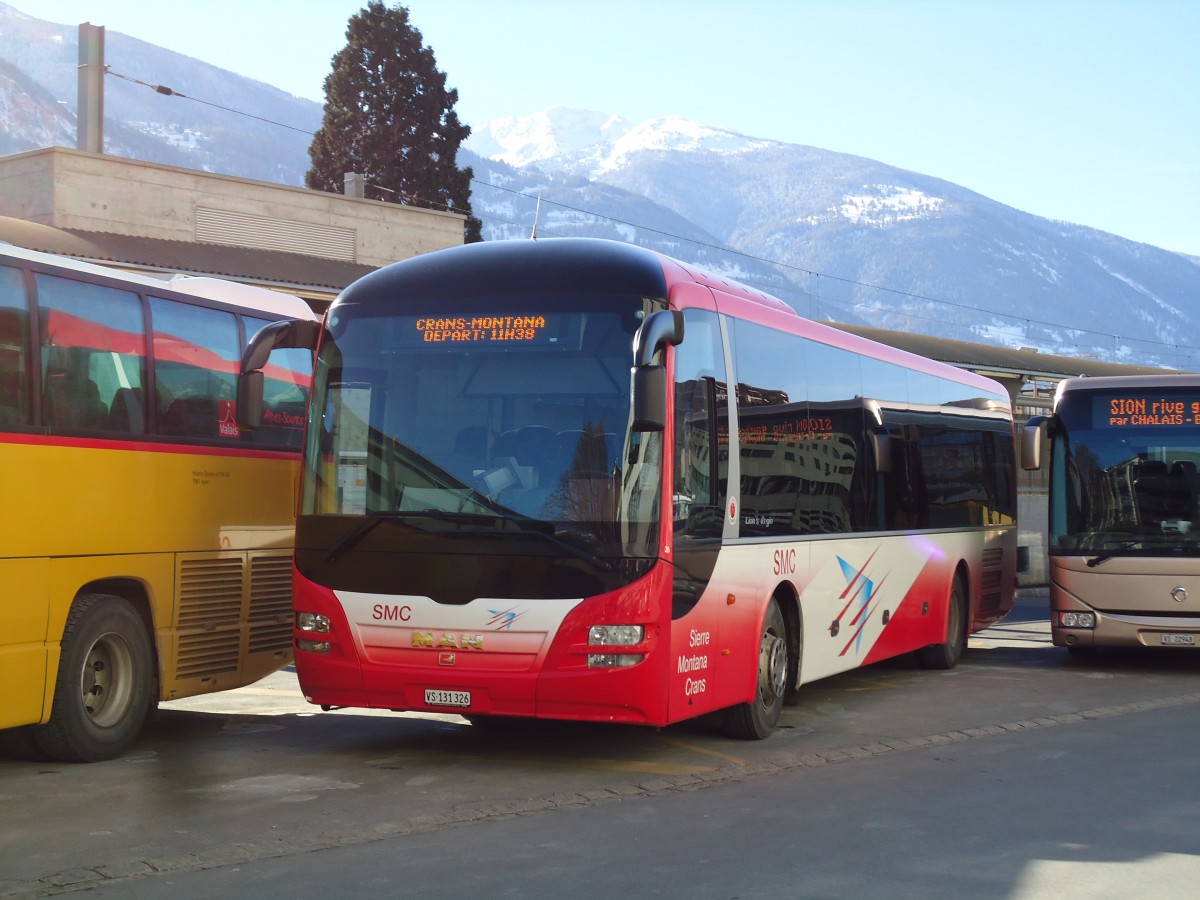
xmin=1051 ymin=386 xmax=1200 ymax=556
xmin=302 ymin=295 xmax=664 ymax=563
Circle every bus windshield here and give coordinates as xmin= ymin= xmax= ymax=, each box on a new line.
xmin=302 ymin=293 xmax=664 ymax=566
xmin=1051 ymin=386 xmax=1200 ymax=557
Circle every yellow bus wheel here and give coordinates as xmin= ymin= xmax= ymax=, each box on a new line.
xmin=32 ymin=594 xmax=154 ymax=763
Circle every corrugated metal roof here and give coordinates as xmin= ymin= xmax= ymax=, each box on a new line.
xmin=828 ymin=321 xmax=1173 ymax=380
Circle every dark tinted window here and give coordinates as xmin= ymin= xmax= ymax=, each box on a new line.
xmin=731 ymin=319 xmax=1014 ymax=536
xmin=673 ymin=309 xmax=728 ymax=539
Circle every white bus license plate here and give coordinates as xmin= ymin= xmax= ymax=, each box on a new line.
xmin=1161 ymin=634 xmax=1196 ymax=646
xmin=425 ymin=689 xmax=471 ymax=708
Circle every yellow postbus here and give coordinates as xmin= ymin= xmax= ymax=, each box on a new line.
xmin=0 ymin=244 xmax=316 ymax=761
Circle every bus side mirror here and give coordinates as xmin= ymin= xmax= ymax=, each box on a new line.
xmin=237 ymin=318 xmax=321 ymax=432
xmin=632 ymin=365 xmax=667 ymax=432
xmin=630 ymin=309 xmax=684 ymax=433
xmin=1021 ymin=415 xmax=1049 ymax=470
xmin=237 ymin=370 xmax=264 ymax=431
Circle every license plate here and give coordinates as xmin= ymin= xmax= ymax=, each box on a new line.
xmin=425 ymin=689 xmax=471 ymax=708
xmin=1161 ymin=633 xmax=1196 ymax=646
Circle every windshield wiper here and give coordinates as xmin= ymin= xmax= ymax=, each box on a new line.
xmin=325 ymin=508 xmax=614 ymax=571
xmin=442 ymin=512 xmax=615 ymax=572
xmin=392 ymin=510 xmax=612 ymax=571
xmin=1086 ymin=539 xmax=1141 ymax=568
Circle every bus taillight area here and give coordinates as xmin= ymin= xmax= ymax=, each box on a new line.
xmin=290 ymin=563 xmax=673 ymax=726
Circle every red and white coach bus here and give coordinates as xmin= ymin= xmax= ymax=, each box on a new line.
xmin=241 ymin=238 xmax=1017 ymax=739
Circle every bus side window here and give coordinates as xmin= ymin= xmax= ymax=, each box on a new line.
xmin=0 ymin=264 xmax=30 ymax=425
xmin=150 ymin=298 xmax=239 ymax=441
xmin=35 ymin=273 xmax=146 ymax=434
xmin=249 ymin=344 xmax=311 ymax=448
xmin=674 ymin=309 xmax=726 ymax=539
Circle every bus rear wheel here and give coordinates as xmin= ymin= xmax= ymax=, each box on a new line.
xmin=720 ymin=599 xmax=789 ymax=740
xmin=31 ymin=594 xmax=154 ymax=763
xmin=918 ymin=577 xmax=967 ymax=670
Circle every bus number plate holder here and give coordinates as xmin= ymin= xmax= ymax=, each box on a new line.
xmin=1161 ymin=633 xmax=1195 ymax=646
xmin=425 ymin=689 xmax=471 ymax=707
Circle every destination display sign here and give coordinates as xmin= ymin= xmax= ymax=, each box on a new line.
xmin=1097 ymin=395 xmax=1200 ymax=428
xmin=414 ymin=315 xmax=551 ymax=344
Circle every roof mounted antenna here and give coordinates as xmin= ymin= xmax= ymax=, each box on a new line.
xmin=531 ymin=194 xmax=542 ymax=240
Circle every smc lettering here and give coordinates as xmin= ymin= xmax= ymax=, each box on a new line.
xmin=372 ymin=604 xmax=412 ymax=622
xmin=773 ymin=548 xmax=796 ymax=576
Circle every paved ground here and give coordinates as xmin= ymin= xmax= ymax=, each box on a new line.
xmin=3 ymin=589 xmax=1198 ymax=898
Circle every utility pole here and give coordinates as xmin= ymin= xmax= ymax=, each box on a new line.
xmin=77 ymin=22 xmax=105 ymax=153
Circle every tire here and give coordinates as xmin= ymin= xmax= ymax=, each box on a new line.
xmin=720 ymin=599 xmax=789 ymax=740
xmin=31 ymin=594 xmax=155 ymax=763
xmin=0 ymin=726 xmax=49 ymax=761
xmin=918 ymin=577 xmax=967 ymax=670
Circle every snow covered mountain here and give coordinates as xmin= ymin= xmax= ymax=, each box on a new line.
xmin=463 ymin=109 xmax=1200 ymax=368
xmin=2 ymin=3 xmax=1197 ymax=368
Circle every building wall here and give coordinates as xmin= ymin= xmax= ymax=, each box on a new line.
xmin=0 ymin=148 xmax=463 ymax=268
xmin=1018 ymin=491 xmax=1048 ymax=585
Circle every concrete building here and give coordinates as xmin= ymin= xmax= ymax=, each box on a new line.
xmin=0 ymin=146 xmax=466 ymax=310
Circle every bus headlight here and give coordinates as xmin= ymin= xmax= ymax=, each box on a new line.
xmin=1058 ymin=611 xmax=1096 ymax=629
xmin=296 ymin=639 xmax=331 ymax=654
xmin=296 ymin=612 xmax=331 ymax=633
xmin=587 ymin=624 xmax=644 ymax=668
xmin=588 ymin=625 xmax=644 ymax=646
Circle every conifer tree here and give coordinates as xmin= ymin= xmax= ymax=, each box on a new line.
xmin=306 ymin=2 xmax=482 ymax=242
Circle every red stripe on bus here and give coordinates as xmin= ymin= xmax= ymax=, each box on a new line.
xmin=0 ymin=431 xmax=298 ymax=460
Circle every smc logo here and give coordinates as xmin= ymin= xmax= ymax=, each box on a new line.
xmin=372 ymin=604 xmax=412 ymax=622
xmin=773 ymin=548 xmax=796 ymax=576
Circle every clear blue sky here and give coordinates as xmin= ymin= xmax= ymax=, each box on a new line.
xmin=15 ymin=0 xmax=1200 ymax=256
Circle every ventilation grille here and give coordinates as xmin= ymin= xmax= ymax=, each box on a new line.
xmin=178 ymin=557 xmax=244 ymax=626
xmin=176 ymin=630 xmax=241 ymax=679
xmin=980 ymin=547 xmax=1004 ymax=613
xmin=249 ymin=555 xmax=294 ymax=654
xmin=175 ymin=557 xmax=244 ymax=680
xmin=195 ymin=206 xmax=356 ymax=261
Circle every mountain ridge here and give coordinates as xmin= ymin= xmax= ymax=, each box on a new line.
xmin=1 ymin=2 xmax=1196 ymax=368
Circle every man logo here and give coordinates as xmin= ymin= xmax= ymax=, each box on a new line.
xmin=412 ymin=632 xmax=484 ymax=650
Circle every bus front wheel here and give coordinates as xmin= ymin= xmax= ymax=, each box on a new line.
xmin=918 ymin=577 xmax=967 ymax=670
xmin=720 ymin=599 xmax=789 ymax=740
xmin=32 ymin=594 xmax=154 ymax=763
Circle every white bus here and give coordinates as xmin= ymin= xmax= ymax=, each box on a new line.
xmin=1023 ymin=374 xmax=1200 ymax=653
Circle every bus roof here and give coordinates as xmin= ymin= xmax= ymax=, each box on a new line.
xmin=1056 ymin=373 xmax=1200 ymax=396
xmin=1 ymin=241 xmax=317 ymax=321
xmin=167 ymin=276 xmax=318 ymax=321
xmin=335 ymin=237 xmax=1009 ymax=401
